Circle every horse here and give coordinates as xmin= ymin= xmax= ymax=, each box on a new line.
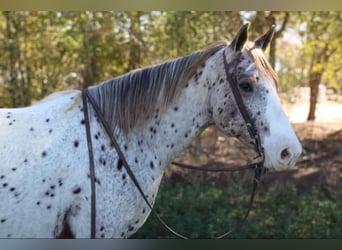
xmin=0 ymin=23 xmax=302 ymax=238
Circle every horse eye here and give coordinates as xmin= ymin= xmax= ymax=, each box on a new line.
xmin=239 ymin=82 xmax=254 ymax=93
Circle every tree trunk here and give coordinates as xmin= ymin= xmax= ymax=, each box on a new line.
xmin=306 ymin=44 xmax=333 ymax=121
xmin=267 ymin=12 xmax=289 ymax=69
xmin=307 ymin=71 xmax=322 ymax=121
xmin=81 ymin=13 xmax=102 ymax=89
xmin=128 ymin=11 xmax=142 ymax=71
xmin=4 ymin=12 xmax=22 ymax=107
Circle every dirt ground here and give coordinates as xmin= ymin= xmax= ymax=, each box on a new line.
xmin=166 ymin=100 xmax=342 ymax=197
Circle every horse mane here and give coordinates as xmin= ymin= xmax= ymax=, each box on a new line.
xmin=88 ymin=41 xmax=228 ymax=136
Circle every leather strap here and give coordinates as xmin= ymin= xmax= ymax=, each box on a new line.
xmin=82 ymin=90 xmax=96 ymax=239
xmin=83 ymin=89 xmax=188 ymax=239
xmin=223 ymin=52 xmax=264 ymax=157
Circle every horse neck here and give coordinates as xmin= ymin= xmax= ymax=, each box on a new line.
xmin=128 ymin=66 xmax=215 ymax=169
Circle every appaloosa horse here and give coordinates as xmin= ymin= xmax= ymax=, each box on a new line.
xmin=0 ymin=24 xmax=301 ymax=238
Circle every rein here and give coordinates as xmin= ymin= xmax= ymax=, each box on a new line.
xmin=81 ymin=50 xmax=264 ymax=239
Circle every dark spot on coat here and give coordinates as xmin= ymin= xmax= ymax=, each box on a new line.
xmin=42 ymin=151 xmax=47 ymax=157
xmin=0 ymin=175 xmax=4 ymax=179
xmin=117 ymin=159 xmax=123 ymax=171
xmin=101 ymin=158 xmax=106 ymax=166
xmin=80 ymin=119 xmax=85 ymax=125
xmin=49 ymin=129 xmax=53 ymax=133
xmin=73 ymin=187 xmax=81 ymax=194
xmin=74 ymin=140 xmax=79 ymax=148
xmin=56 ymin=208 xmax=75 ymax=238
xmin=24 ymin=159 xmax=28 ymax=164
xmin=128 ymin=225 xmax=134 ymax=231
xmin=150 ymin=161 xmax=154 ymax=169
xmin=0 ymin=219 xmax=6 ymax=223
xmin=173 ymin=107 xmax=179 ymax=111
xmin=11 ymin=168 xmax=16 ymax=172
xmin=101 ymin=145 xmax=105 ymax=151
xmin=36 ymin=201 xmax=41 ymax=205
xmin=46 ymin=118 xmax=50 ymax=123
xmin=122 ymin=174 xmax=126 ymax=180
xmin=10 ymin=187 xmax=15 ymax=192
xmin=30 ymin=128 xmax=34 ymax=132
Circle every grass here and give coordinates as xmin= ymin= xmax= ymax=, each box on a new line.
xmin=131 ymin=178 xmax=342 ymax=239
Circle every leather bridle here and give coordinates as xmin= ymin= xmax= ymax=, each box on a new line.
xmin=81 ymin=50 xmax=264 ymax=239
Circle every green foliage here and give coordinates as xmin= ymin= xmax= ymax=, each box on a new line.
xmin=0 ymin=11 xmax=341 ymax=111
xmin=0 ymin=11 xmax=243 ymax=108
xmin=132 ymin=180 xmax=342 ymax=238
xmin=297 ymin=11 xmax=342 ymax=89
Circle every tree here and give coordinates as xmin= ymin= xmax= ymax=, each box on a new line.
xmin=297 ymin=12 xmax=342 ymax=120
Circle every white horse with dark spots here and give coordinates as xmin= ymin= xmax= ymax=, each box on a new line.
xmin=0 ymin=24 xmax=301 ymax=238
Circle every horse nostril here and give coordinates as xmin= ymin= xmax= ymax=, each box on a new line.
xmin=280 ymin=148 xmax=290 ymax=160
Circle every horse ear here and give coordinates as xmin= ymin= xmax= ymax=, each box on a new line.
xmin=231 ymin=23 xmax=249 ymax=52
xmin=254 ymin=24 xmax=276 ymax=51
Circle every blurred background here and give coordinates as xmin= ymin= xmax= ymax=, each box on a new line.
xmin=0 ymin=11 xmax=341 ymax=238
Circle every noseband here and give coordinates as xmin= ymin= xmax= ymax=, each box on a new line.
xmin=82 ymin=50 xmax=264 ymax=239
